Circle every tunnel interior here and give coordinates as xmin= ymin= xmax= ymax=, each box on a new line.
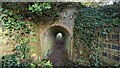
xmin=43 ymin=26 xmax=71 ymax=58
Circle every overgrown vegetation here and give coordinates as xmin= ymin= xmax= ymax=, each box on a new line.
xmin=0 ymin=2 xmax=53 ymax=68
xmin=0 ymin=2 xmax=119 ymax=67
xmin=74 ymin=2 xmax=119 ymax=67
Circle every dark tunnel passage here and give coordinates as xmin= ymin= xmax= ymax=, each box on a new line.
xmin=43 ymin=26 xmax=71 ymax=66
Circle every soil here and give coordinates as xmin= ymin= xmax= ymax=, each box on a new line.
xmin=47 ymin=39 xmax=68 ymax=66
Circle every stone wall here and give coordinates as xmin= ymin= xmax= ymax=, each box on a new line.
xmin=0 ymin=4 xmax=77 ymax=61
xmin=0 ymin=22 xmax=17 ymax=57
xmin=1 ymin=3 xmax=119 ymax=64
xmin=38 ymin=7 xmax=77 ymax=59
xmin=99 ymin=25 xmax=120 ymax=65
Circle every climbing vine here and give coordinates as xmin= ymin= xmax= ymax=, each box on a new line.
xmin=1 ymin=2 xmax=59 ymax=24
xmin=28 ymin=2 xmax=52 ymax=15
xmin=0 ymin=2 xmax=53 ymax=67
xmin=74 ymin=3 xmax=119 ymax=66
xmin=0 ymin=2 xmax=119 ymax=67
xmin=1 ymin=2 xmax=72 ymax=67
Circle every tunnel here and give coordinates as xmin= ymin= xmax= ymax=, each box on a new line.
xmin=43 ymin=26 xmax=71 ymax=58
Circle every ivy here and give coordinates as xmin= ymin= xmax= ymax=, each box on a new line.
xmin=0 ymin=2 xmax=71 ymax=67
xmin=29 ymin=3 xmax=52 ymax=15
xmin=0 ymin=8 xmax=32 ymax=67
xmin=0 ymin=6 xmax=53 ymax=67
xmin=74 ymin=3 xmax=119 ymax=67
xmin=1 ymin=2 xmax=119 ymax=67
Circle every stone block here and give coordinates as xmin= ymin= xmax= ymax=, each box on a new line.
xmin=103 ymin=43 xmax=107 ymax=48
xmin=112 ymin=40 xmax=119 ymax=44
xmin=108 ymin=34 xmax=111 ymax=39
xmin=108 ymin=44 xmax=111 ymax=49
xmin=114 ymin=26 xmax=119 ymax=33
xmin=108 ymin=54 xmax=111 ymax=58
xmin=102 ymin=61 xmax=109 ymax=65
xmin=112 ymin=45 xmax=119 ymax=51
xmin=102 ymin=52 xmax=107 ymax=57
xmin=112 ymin=55 xmax=119 ymax=61
xmin=112 ymin=34 xmax=119 ymax=40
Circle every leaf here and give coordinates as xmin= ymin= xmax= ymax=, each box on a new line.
xmin=30 ymin=32 xmax=35 ymax=35
xmin=79 ymin=50 xmax=82 ymax=55
xmin=0 ymin=8 xmax=3 ymax=12
xmin=28 ymin=6 xmax=33 ymax=10
xmin=30 ymin=37 xmax=37 ymax=42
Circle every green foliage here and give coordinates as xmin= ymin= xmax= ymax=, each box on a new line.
xmin=0 ymin=5 xmax=53 ymax=67
xmin=0 ymin=2 xmax=67 ymax=67
xmin=74 ymin=3 xmax=119 ymax=66
xmin=0 ymin=8 xmax=32 ymax=67
xmin=30 ymin=59 xmax=53 ymax=68
xmin=40 ymin=60 xmax=53 ymax=68
xmin=1 ymin=2 xmax=119 ymax=67
xmin=2 ymin=39 xmax=32 ymax=67
xmin=29 ymin=3 xmax=51 ymax=15
xmin=2 ymin=2 xmax=60 ymax=24
xmin=30 ymin=37 xmax=37 ymax=43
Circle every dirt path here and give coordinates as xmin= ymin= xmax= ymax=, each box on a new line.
xmin=47 ymin=42 xmax=68 ymax=66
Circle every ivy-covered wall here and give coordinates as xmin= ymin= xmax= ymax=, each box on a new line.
xmin=0 ymin=2 xmax=119 ymax=67
xmin=99 ymin=25 xmax=120 ymax=65
xmin=35 ymin=6 xmax=77 ymax=59
xmin=0 ymin=4 xmax=77 ymax=60
xmin=73 ymin=3 xmax=119 ymax=66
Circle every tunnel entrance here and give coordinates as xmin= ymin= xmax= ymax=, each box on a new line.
xmin=43 ymin=26 xmax=71 ymax=65
xmin=54 ymin=33 xmax=64 ymax=48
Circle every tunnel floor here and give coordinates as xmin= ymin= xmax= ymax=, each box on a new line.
xmin=43 ymin=26 xmax=72 ymax=66
xmin=47 ymin=46 xmax=68 ymax=66
xmin=47 ymin=33 xmax=69 ymax=66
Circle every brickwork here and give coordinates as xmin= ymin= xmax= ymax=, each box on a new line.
xmin=0 ymin=4 xmax=119 ymax=65
xmin=0 ymin=5 xmax=77 ymax=61
xmin=99 ymin=25 xmax=120 ymax=65
xmin=39 ymin=7 xmax=77 ymax=59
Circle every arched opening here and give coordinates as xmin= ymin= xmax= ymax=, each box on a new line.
xmin=43 ymin=26 xmax=71 ymax=58
xmin=55 ymin=33 xmax=64 ymax=48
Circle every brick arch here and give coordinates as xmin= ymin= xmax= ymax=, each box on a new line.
xmin=40 ymin=22 xmax=73 ymax=59
xmin=43 ymin=22 xmax=73 ymax=37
